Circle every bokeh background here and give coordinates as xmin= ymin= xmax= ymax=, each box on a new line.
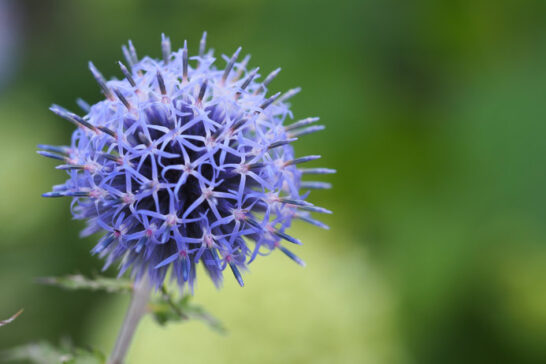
xmin=1 ymin=0 xmax=545 ymax=363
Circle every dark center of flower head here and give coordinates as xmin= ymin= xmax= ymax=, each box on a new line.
xmin=40 ymin=33 xmax=334 ymax=291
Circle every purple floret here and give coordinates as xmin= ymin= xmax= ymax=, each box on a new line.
xmin=40 ymin=33 xmax=333 ymax=291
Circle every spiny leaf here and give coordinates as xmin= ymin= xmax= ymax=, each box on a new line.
xmin=37 ymin=274 xmax=133 ymax=294
xmin=149 ymin=286 xmax=226 ymax=334
xmin=2 ymin=341 xmax=105 ymax=364
xmin=0 ymin=309 xmax=23 ymax=327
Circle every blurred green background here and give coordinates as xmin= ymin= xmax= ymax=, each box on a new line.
xmin=1 ymin=0 xmax=545 ymax=363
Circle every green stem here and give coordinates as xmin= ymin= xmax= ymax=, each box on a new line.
xmin=107 ymin=276 xmax=152 ymax=364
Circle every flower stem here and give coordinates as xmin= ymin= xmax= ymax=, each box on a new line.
xmin=108 ymin=276 xmax=152 ymax=364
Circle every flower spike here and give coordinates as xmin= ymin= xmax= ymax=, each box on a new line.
xmin=88 ymin=62 xmax=114 ymax=100
xmin=40 ymin=33 xmax=333 ymax=290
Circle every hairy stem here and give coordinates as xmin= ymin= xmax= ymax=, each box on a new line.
xmin=108 ymin=276 xmax=152 ymax=364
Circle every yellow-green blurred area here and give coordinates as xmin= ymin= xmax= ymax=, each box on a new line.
xmin=1 ymin=0 xmax=545 ymax=363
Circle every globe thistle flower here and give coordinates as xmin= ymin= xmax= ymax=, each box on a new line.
xmin=40 ymin=33 xmax=334 ymax=291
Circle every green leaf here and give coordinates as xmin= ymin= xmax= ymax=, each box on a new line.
xmin=37 ymin=274 xmax=133 ymax=294
xmin=149 ymin=287 xmax=226 ymax=334
xmin=2 ymin=341 xmax=105 ymax=364
xmin=2 ymin=341 xmax=64 ymax=364
xmin=0 ymin=309 xmax=23 ymax=327
xmin=62 ymin=347 xmax=105 ymax=364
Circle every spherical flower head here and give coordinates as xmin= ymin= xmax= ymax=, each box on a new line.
xmin=40 ymin=33 xmax=334 ymax=291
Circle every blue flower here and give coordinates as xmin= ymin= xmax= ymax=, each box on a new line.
xmin=40 ymin=33 xmax=334 ymax=291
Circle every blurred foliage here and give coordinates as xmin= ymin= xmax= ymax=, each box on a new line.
xmin=38 ymin=275 xmax=133 ymax=294
xmin=5 ymin=275 xmax=224 ymax=363
xmin=3 ymin=341 xmax=105 ymax=364
xmin=0 ymin=0 xmax=545 ymax=363
xmin=38 ymin=274 xmax=225 ymax=331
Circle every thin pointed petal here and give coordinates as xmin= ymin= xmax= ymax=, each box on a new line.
xmin=121 ymin=44 xmax=134 ymax=68
xmin=56 ymin=164 xmax=84 ymax=171
xmin=118 ymin=61 xmax=136 ymax=87
xmin=42 ymin=192 xmax=65 ymax=198
xmin=182 ymin=40 xmax=188 ymax=82
xmin=199 ymin=31 xmax=207 ymax=57
xmin=263 ymin=67 xmax=281 ymax=87
xmin=285 ymin=117 xmax=320 ymax=131
xmin=161 ymin=33 xmax=171 ymax=64
xmin=88 ymin=61 xmax=114 ymax=100
xmin=289 ymin=125 xmax=325 ymax=138
xmin=128 ymin=40 xmax=138 ymax=63
xmin=272 ymin=229 xmax=302 ymax=245
xmin=97 ymin=126 xmax=117 ymax=138
xmin=76 ymin=98 xmax=91 ymax=113
xmin=222 ymin=46 xmax=242 ymax=83
xmin=277 ymin=87 xmax=301 ymax=103
xmin=300 ymin=181 xmax=332 ymax=190
xmin=38 ymin=144 xmax=70 ymax=155
xmin=299 ymin=168 xmax=336 ymax=175
xmin=229 ymin=263 xmax=244 ymax=287
xmin=50 ymin=104 xmax=95 ymax=130
xmin=259 ymin=92 xmax=281 ymax=111
xmin=277 ymin=198 xmax=312 ymax=207
xmin=64 ymin=191 xmax=91 ymax=197
xmin=268 ymin=138 xmax=298 ymax=150
xmin=240 ymin=67 xmax=259 ymax=91
xmin=254 ymin=67 xmax=281 ymax=94
xmin=197 ymin=80 xmax=208 ymax=103
xmin=37 ymin=150 xmax=67 ymax=161
xmin=234 ymin=54 xmax=251 ymax=80
xmin=154 ymin=253 xmax=179 ymax=269
xmin=114 ymin=88 xmax=131 ymax=110
xmin=284 ymin=155 xmax=321 ymax=166
xmin=91 ymin=234 xmax=115 ymax=254
xmin=295 ymin=214 xmax=330 ymax=230
xmin=278 ymin=245 xmax=306 ymax=266
xmin=156 ymin=71 xmax=167 ymax=95
xmin=296 ymin=205 xmax=332 ymax=214
xmin=181 ymin=257 xmax=189 ymax=281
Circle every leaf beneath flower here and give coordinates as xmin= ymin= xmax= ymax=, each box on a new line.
xmin=37 ymin=274 xmax=133 ymax=294
xmin=149 ymin=289 xmax=226 ymax=334
xmin=0 ymin=309 xmax=23 ymax=327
